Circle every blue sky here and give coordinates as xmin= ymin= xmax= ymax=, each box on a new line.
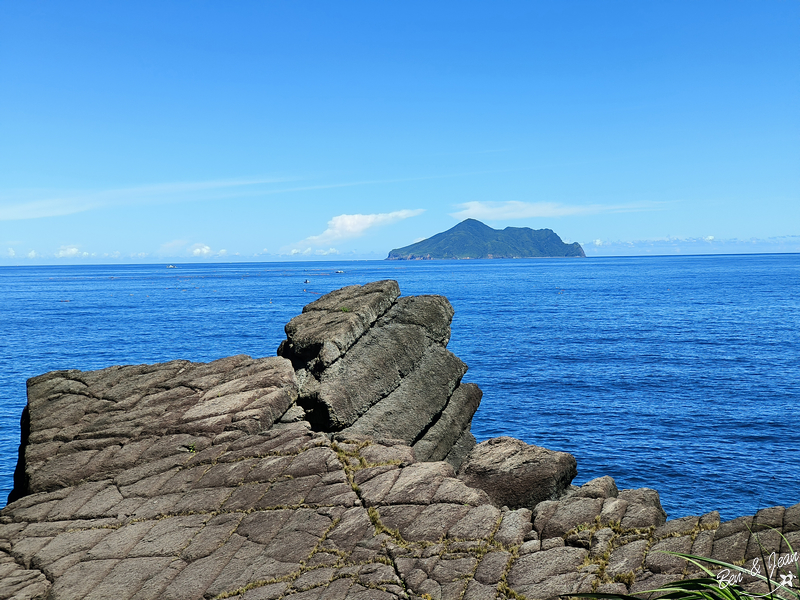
xmin=1 ymin=1 xmax=798 ymax=262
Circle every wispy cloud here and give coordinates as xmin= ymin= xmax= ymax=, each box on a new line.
xmin=158 ymin=239 xmax=189 ymax=254
xmin=450 ymin=200 xmax=667 ymax=221
xmin=0 ymin=177 xmax=293 ymax=221
xmin=296 ymin=209 xmax=425 ymax=248
xmin=0 ymin=168 xmax=524 ymax=222
xmin=580 ymin=235 xmax=800 ymax=256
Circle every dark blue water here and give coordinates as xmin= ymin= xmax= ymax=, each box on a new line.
xmin=1 ymin=255 xmax=798 ymax=521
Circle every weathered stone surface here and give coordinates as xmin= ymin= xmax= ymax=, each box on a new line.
xmin=412 ymin=383 xmax=482 ymax=464
xmin=599 ymin=497 xmax=628 ymax=525
xmin=278 ymin=281 xmax=480 ymax=467
xmin=443 ymin=428 xmax=477 ymax=473
xmin=589 ymin=527 xmax=614 ymax=559
xmin=654 ymin=515 xmax=699 ymax=539
xmin=458 ymin=436 xmax=577 ymax=510
xmin=571 ymin=475 xmax=619 ymax=500
xmin=449 ymin=504 xmax=501 ymax=540
xmin=383 ymin=462 xmax=454 ymax=506
xmin=11 ymin=355 xmax=297 ymax=501
xmin=606 ymin=538 xmax=649 ymax=578
xmin=630 ymin=572 xmax=683 ymax=595
xmin=0 ymin=550 xmax=51 ymax=600
xmin=712 ymin=529 xmax=751 ymax=564
xmin=646 ymin=535 xmax=694 ymax=574
xmin=784 ymin=502 xmax=800 ymax=532
xmin=279 ymin=280 xmax=401 ymax=373
xmin=4 ymin=404 xmax=798 ymax=600
xmin=507 ymin=546 xmax=589 ymax=587
xmin=618 ymin=488 xmax=668 ymax=528
xmin=3 ymin=280 xmax=799 ymax=600
xmin=494 ymin=509 xmax=533 ymax=546
xmin=542 ymin=497 xmax=604 ymax=539
xmin=474 ymin=550 xmax=510 ymax=584
xmin=339 ymin=346 xmax=466 ymax=444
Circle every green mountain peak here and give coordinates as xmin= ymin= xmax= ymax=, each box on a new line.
xmin=387 ymin=219 xmax=585 ymax=260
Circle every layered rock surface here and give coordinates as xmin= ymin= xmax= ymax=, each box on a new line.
xmin=8 ymin=355 xmax=298 ymax=504
xmin=3 ymin=415 xmax=799 ymax=600
xmin=2 ymin=281 xmax=799 ymax=600
xmin=277 ymin=281 xmax=481 ymax=470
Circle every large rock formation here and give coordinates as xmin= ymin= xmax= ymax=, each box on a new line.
xmin=277 ymin=280 xmax=481 ymax=470
xmin=1 ymin=281 xmax=799 ymax=600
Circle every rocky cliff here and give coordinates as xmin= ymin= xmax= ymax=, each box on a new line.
xmin=1 ymin=281 xmax=798 ymax=600
xmin=276 ymin=280 xmax=480 ymax=470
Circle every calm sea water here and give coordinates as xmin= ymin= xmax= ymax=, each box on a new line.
xmin=1 ymin=255 xmax=798 ymax=521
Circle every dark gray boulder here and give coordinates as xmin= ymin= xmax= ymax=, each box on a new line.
xmin=458 ymin=436 xmax=577 ymax=510
xmin=278 ymin=280 xmax=480 ymax=470
xmin=278 ymin=280 xmax=401 ymax=376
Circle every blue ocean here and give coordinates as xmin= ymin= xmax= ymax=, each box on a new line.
xmin=1 ymin=254 xmax=798 ymax=521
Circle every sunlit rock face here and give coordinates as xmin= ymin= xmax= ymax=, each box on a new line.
xmin=278 ymin=280 xmax=481 ymax=470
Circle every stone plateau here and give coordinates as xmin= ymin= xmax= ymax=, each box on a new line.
xmin=1 ymin=281 xmax=798 ymax=600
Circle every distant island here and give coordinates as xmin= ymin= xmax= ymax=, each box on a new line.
xmin=386 ymin=218 xmax=586 ymax=260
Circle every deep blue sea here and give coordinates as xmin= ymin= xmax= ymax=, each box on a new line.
xmin=1 ymin=255 xmax=798 ymax=521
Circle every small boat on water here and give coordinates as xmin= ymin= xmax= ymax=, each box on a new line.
xmin=167 ymin=265 xmax=176 ymax=269
xmin=335 ymin=270 xmax=344 ymax=273
xmin=303 ymin=279 xmax=311 ymax=283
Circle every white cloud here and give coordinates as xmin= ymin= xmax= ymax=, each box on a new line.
xmin=55 ymin=246 xmax=81 ymax=258
xmin=190 ymin=244 xmax=212 ymax=256
xmin=27 ymin=250 xmax=38 ymax=258
xmin=218 ymin=249 xmax=228 ymax=256
xmin=450 ymin=200 xmax=666 ymax=221
xmin=6 ymin=248 xmax=14 ymax=257
xmin=593 ymin=239 xmax=603 ymax=246
xmin=315 ymin=248 xmax=339 ymax=255
xmin=299 ymin=209 xmax=424 ymax=247
xmin=704 ymin=236 xmax=715 ymax=242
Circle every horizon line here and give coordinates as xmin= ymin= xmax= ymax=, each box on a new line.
xmin=2 ymin=250 xmax=800 ymax=268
